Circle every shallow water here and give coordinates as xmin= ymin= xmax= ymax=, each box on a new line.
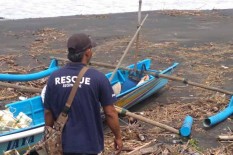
xmin=0 ymin=0 xmax=233 ymax=19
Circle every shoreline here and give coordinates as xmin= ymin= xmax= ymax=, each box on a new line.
xmin=1 ymin=8 xmax=233 ymax=20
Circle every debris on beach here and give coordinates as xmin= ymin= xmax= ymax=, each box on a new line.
xmin=0 ymin=24 xmax=232 ymax=154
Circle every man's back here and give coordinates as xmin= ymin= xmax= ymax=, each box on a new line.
xmin=44 ymin=62 xmax=117 ymax=154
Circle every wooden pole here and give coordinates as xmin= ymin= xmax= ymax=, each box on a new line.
xmin=109 ymin=14 xmax=148 ymax=82
xmin=114 ymin=106 xmax=179 ymax=134
xmin=133 ymin=0 xmax=142 ymax=72
xmin=51 ymin=56 xmax=118 ymax=69
xmin=52 ymin=56 xmax=233 ymax=95
xmin=0 ymin=81 xmax=41 ymax=93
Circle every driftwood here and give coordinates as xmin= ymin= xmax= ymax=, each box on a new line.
xmin=122 ymin=147 xmax=134 ymax=152
xmin=115 ymin=106 xmax=179 ymax=134
xmin=0 ymin=94 xmax=18 ymax=101
xmin=1 ymin=71 xmax=20 ymax=74
xmin=0 ymin=81 xmax=41 ymax=93
xmin=127 ymin=139 xmax=156 ymax=155
xmin=218 ymin=135 xmax=233 ymax=141
xmin=140 ymin=144 xmax=163 ymax=155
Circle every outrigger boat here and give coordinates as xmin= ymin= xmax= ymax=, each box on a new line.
xmin=0 ymin=59 xmax=179 ymax=153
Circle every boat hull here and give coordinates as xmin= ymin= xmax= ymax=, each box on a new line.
xmin=0 ymin=127 xmax=44 ymax=153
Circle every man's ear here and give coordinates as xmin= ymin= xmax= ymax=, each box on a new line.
xmin=85 ymin=48 xmax=92 ymax=57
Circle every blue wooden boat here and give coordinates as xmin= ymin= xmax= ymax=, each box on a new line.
xmin=106 ymin=59 xmax=179 ymax=109
xmin=0 ymin=59 xmax=178 ymax=153
xmin=0 ymin=59 xmax=59 ymax=82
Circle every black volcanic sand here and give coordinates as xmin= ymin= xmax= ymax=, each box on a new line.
xmin=0 ymin=10 xmax=233 ymax=154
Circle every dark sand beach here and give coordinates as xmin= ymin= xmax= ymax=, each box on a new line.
xmin=0 ymin=9 xmax=233 ymax=154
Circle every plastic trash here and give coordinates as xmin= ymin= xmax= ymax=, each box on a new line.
xmin=0 ymin=110 xmax=32 ymax=131
xmin=112 ymin=82 xmax=121 ymax=95
xmin=19 ymin=96 xmax=28 ymax=101
xmin=136 ymin=75 xmax=149 ymax=86
xmin=16 ymin=112 xmax=32 ymax=128
xmin=0 ymin=110 xmax=17 ymax=129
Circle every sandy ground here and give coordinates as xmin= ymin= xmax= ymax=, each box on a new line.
xmin=0 ymin=9 xmax=233 ymax=154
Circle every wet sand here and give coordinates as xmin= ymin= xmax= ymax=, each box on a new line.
xmin=0 ymin=9 xmax=233 ymax=154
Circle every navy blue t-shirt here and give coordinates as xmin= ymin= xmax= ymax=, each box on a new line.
xmin=44 ymin=62 xmax=117 ymax=154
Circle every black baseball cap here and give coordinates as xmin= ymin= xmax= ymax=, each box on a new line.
xmin=67 ymin=33 xmax=96 ymax=53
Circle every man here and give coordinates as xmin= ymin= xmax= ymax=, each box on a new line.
xmin=44 ymin=33 xmax=123 ymax=155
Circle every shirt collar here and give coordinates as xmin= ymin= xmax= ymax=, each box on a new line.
xmin=65 ymin=62 xmax=86 ymax=68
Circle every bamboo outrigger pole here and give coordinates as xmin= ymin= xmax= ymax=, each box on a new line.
xmin=52 ymin=56 xmax=233 ymax=95
xmin=114 ymin=105 xmax=179 ymax=134
xmin=109 ymin=14 xmax=148 ymax=82
xmin=153 ymin=73 xmax=233 ymax=95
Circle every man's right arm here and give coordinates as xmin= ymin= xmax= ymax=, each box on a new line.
xmin=44 ymin=109 xmax=54 ymax=127
xmin=103 ymin=105 xmax=123 ymax=154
